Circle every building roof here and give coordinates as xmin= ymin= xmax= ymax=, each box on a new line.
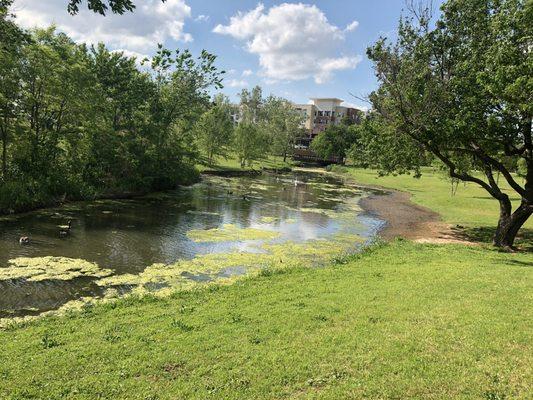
xmin=309 ymin=98 xmax=344 ymax=102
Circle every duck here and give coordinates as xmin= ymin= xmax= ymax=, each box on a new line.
xmin=19 ymin=236 xmax=30 ymax=245
xmin=59 ymin=220 xmax=72 ymax=237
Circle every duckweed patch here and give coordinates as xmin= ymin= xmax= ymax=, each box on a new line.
xmin=187 ymin=224 xmax=280 ymax=242
xmin=259 ymin=216 xmax=279 ymax=224
xmin=0 ymin=232 xmax=365 ymax=327
xmin=0 ymin=257 xmax=113 ymax=282
xmin=95 ymin=233 xmax=364 ymax=294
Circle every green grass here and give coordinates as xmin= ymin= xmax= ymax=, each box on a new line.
xmin=332 ymin=166 xmax=533 ymax=244
xmin=196 ymin=154 xmax=294 ymax=173
xmin=1 ymin=241 xmax=531 ymax=399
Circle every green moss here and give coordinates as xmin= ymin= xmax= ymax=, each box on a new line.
xmin=187 ymin=224 xmax=280 ymax=242
xmin=0 ymin=257 xmax=112 ymax=282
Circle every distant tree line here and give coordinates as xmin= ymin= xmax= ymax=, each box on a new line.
xmin=193 ymin=85 xmax=305 ymax=168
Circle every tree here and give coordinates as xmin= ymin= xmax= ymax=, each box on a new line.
xmin=238 ymin=86 xmax=264 ymax=123
xmin=234 ymin=123 xmax=266 ymax=168
xmin=0 ymin=0 xmax=27 ymax=181
xmin=0 ymin=10 xmax=225 ymax=213
xmin=311 ymin=123 xmax=359 ymax=163
xmin=194 ymin=94 xmax=234 ymax=164
xmin=365 ymin=0 xmax=532 ymax=248
xmin=349 ymin=113 xmax=428 ymax=172
xmin=67 ymin=0 xmax=164 ymax=15
xmin=263 ymin=96 xmax=304 ymax=162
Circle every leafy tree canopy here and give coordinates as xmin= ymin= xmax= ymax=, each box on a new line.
xmin=311 ymin=123 xmax=359 ymax=163
xmin=364 ymin=0 xmax=532 ymax=248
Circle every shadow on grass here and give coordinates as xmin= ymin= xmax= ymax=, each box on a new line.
xmin=451 ymin=225 xmax=533 ymax=252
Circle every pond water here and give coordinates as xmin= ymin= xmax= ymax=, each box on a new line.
xmin=0 ymin=171 xmax=386 ymax=319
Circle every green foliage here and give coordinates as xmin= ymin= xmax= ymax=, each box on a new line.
xmin=262 ymin=96 xmax=304 ymax=161
xmin=365 ymin=0 xmax=533 ymax=247
xmin=311 ymin=122 xmax=358 ymax=162
xmin=66 ymin=0 xmax=163 ymax=15
xmin=194 ymin=94 xmax=234 ymax=164
xmin=0 ymin=15 xmax=222 ymax=213
xmin=348 ymin=114 xmax=427 ymax=174
xmin=233 ymin=122 xmax=267 ymax=168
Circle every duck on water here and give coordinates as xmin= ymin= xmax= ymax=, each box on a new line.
xmin=59 ymin=220 xmax=72 ymax=237
xmin=19 ymin=219 xmax=72 ymax=244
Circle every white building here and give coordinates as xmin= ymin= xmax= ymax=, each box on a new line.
xmin=294 ymin=98 xmax=363 ymax=148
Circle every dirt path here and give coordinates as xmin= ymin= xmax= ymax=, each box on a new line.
xmin=359 ymin=188 xmax=474 ymax=245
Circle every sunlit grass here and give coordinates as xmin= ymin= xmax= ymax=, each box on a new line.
xmin=196 ymin=154 xmax=294 ymax=173
xmin=1 ymin=241 xmax=531 ymax=399
xmin=336 ymin=166 xmax=529 ymax=228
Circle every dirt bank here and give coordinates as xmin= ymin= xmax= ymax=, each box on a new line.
xmin=360 ymin=189 xmax=473 ymax=245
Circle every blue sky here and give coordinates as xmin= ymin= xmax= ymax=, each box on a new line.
xmin=13 ymin=0 xmax=445 ymax=108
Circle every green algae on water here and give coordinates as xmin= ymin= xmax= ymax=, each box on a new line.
xmin=187 ymin=224 xmax=280 ymax=242
xmin=0 ymin=257 xmax=113 ymax=282
xmin=259 ymin=216 xmax=279 ymax=224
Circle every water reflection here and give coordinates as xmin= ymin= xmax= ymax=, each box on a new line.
xmin=0 ymin=171 xmax=385 ymax=317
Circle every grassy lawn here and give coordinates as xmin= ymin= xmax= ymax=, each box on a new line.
xmin=333 ymin=166 xmax=533 ymax=244
xmin=1 ymin=241 xmax=531 ymax=399
xmin=196 ymin=154 xmax=294 ymax=173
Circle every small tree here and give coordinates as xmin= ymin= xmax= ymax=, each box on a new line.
xmin=364 ymin=0 xmax=532 ymax=249
xmin=194 ymin=95 xmax=234 ymax=165
xmin=311 ymin=123 xmax=358 ymax=163
xmin=234 ymin=122 xmax=266 ymax=168
xmin=263 ymin=96 xmax=304 ymax=162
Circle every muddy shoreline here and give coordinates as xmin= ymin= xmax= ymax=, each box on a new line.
xmin=360 ymin=190 xmax=444 ymax=240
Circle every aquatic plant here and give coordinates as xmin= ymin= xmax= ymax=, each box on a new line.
xmin=259 ymin=216 xmax=278 ymax=223
xmin=0 ymin=257 xmax=113 ymax=282
xmin=187 ymin=224 xmax=280 ymax=242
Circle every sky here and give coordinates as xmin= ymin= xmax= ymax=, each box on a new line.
xmin=11 ymin=0 xmax=445 ymax=109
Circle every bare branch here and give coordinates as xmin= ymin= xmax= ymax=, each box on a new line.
xmin=348 ymin=92 xmax=372 ymax=106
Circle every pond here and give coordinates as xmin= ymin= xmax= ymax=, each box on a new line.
xmin=0 ymin=171 xmax=386 ymax=320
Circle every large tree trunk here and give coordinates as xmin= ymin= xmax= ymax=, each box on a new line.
xmin=493 ymin=200 xmax=533 ymax=249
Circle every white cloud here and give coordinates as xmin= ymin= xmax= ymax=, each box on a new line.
xmin=242 ymin=69 xmax=253 ymax=77
xmin=345 ymin=20 xmax=359 ymax=32
xmin=111 ymin=49 xmax=151 ymax=66
xmin=195 ymin=14 xmax=210 ymax=22
xmin=12 ymin=0 xmax=192 ymax=53
xmin=226 ymin=79 xmax=248 ymax=88
xmin=213 ymin=3 xmax=361 ymax=84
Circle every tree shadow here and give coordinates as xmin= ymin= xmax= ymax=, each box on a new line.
xmin=502 ymin=259 xmax=533 ymax=267
xmin=450 ymin=225 xmax=533 ymax=252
